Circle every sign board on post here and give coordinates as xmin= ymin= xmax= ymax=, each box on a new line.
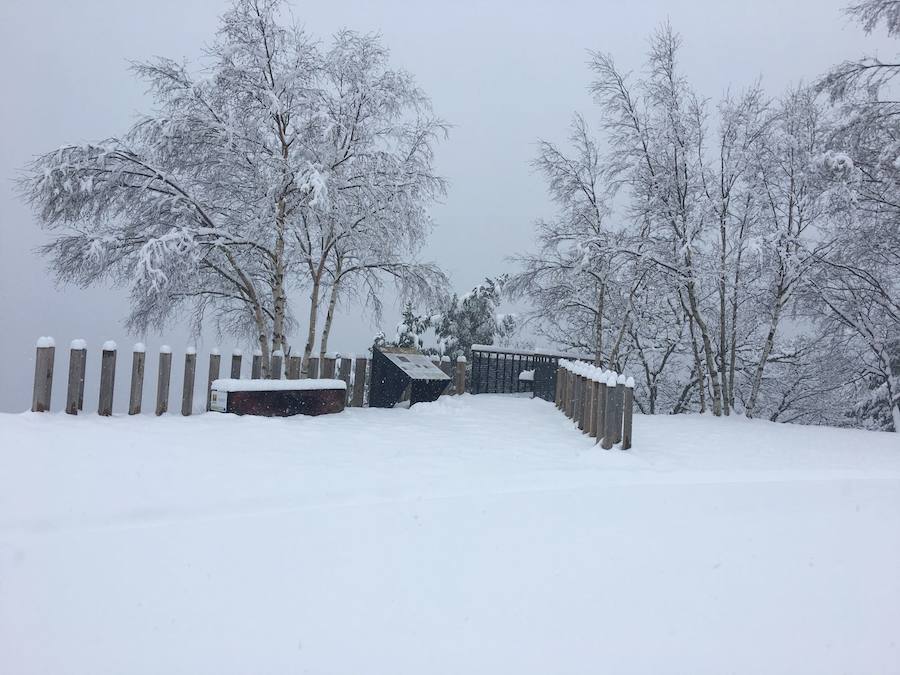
xmin=369 ymin=346 xmax=450 ymax=408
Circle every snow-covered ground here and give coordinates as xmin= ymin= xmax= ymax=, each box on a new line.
xmin=1 ymin=395 xmax=898 ymax=675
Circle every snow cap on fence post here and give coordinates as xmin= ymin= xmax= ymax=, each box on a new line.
xmin=132 ymin=342 xmax=146 ymax=353
xmin=159 ymin=345 xmax=172 ymax=354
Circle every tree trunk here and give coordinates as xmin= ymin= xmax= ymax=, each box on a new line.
xmin=745 ymin=285 xmax=786 ymax=418
xmin=718 ymin=212 xmax=730 ymax=415
xmin=593 ymin=283 xmax=605 ymax=367
xmin=684 ymin=263 xmax=723 ymax=416
xmin=302 ymin=273 xmax=323 ymax=377
xmin=319 ymin=258 xmax=343 ymax=361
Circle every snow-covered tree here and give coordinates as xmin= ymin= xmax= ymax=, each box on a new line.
xmin=18 ymin=0 xmax=446 ymax=376
xmin=814 ymin=0 xmax=900 ymax=430
xmin=435 ymin=277 xmax=516 ymax=358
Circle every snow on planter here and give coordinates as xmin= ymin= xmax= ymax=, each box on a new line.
xmin=209 ymin=378 xmax=347 ymax=417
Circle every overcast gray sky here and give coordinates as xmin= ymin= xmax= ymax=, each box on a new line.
xmin=0 ymin=0 xmax=892 ymax=412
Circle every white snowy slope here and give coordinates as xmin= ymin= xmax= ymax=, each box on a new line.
xmin=1 ymin=395 xmax=898 ymax=675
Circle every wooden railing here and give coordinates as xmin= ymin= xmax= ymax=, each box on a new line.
xmin=555 ymin=359 xmax=634 ymax=449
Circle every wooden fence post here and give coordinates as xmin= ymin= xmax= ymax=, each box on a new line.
xmin=338 ymin=356 xmax=352 ymax=399
xmin=251 ymin=349 xmax=262 ymax=379
xmin=566 ymin=371 xmax=575 ymax=418
xmin=230 ymin=349 xmax=242 ymax=379
xmin=440 ymin=356 xmax=452 ymax=392
xmin=66 ymin=339 xmax=87 ymax=415
xmin=31 ymin=337 xmax=55 ymax=413
xmin=307 ymin=356 xmax=319 ymax=379
xmin=206 ymin=348 xmax=221 ymax=411
xmin=156 ymin=346 xmax=172 ymax=416
xmin=614 ymin=374 xmax=626 ymax=444
xmin=455 ymin=356 xmax=467 ymax=394
xmin=585 ymin=379 xmax=598 ymax=438
xmin=287 ymin=355 xmax=302 ymax=379
xmin=271 ymin=350 xmax=284 ymax=379
xmin=555 ymin=367 xmax=563 ymax=409
xmin=128 ymin=343 xmax=146 ymax=415
xmin=351 ymin=357 xmax=367 ymax=407
xmin=623 ymin=377 xmax=634 ymax=450
xmin=602 ymin=372 xmax=618 ymax=449
xmin=581 ymin=376 xmax=589 ymax=429
xmin=322 ymin=353 xmax=336 ymax=379
xmin=181 ymin=347 xmax=196 ymax=416
xmin=98 ymin=341 xmax=117 ymax=416
xmin=594 ymin=379 xmax=606 ymax=444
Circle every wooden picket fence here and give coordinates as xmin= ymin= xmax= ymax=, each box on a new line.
xmin=29 ymin=337 xmax=469 ymax=416
xmin=555 ymin=359 xmax=634 ymax=449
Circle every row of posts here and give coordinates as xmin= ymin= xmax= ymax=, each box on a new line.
xmin=555 ymin=360 xmax=633 ymax=450
xmin=31 ymin=338 xmax=470 ymax=416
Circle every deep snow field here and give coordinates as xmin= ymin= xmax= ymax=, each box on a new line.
xmin=1 ymin=394 xmax=899 ymax=675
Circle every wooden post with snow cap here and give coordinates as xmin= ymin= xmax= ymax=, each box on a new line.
xmin=322 ymin=353 xmax=336 ymax=379
xmin=206 ymin=348 xmax=221 ymax=411
xmin=566 ymin=369 xmax=576 ymax=418
xmin=440 ymin=356 xmax=452 ymax=391
xmin=455 ymin=355 xmax=467 ymax=394
xmin=622 ymin=377 xmax=634 ymax=450
xmin=585 ymin=376 xmax=595 ymax=434
xmin=587 ymin=379 xmax=598 ymax=437
xmin=338 ymin=356 xmax=352 ymax=401
xmin=307 ymin=356 xmax=319 ymax=379
xmin=230 ymin=349 xmax=242 ymax=379
xmin=66 ymin=339 xmax=87 ymax=415
xmin=128 ymin=343 xmax=146 ymax=415
xmin=156 ymin=345 xmax=172 ymax=416
xmin=251 ymin=349 xmax=262 ymax=379
xmin=31 ymin=337 xmax=55 ymax=413
xmin=581 ymin=375 xmax=590 ymax=430
xmin=351 ymin=357 xmax=367 ymax=407
xmin=594 ymin=375 xmax=606 ymax=444
xmin=181 ymin=347 xmax=196 ymax=416
xmin=271 ymin=350 xmax=284 ymax=379
xmin=98 ymin=341 xmax=117 ymax=416
xmin=579 ymin=376 xmax=588 ymax=428
xmin=287 ymin=355 xmax=301 ymax=380
xmin=555 ymin=367 xmax=564 ymax=409
xmin=601 ymin=372 xmax=618 ymax=449
xmin=614 ymin=373 xmax=626 ymax=444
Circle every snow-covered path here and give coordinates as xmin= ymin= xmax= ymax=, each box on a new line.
xmin=1 ymin=395 xmax=899 ymax=674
